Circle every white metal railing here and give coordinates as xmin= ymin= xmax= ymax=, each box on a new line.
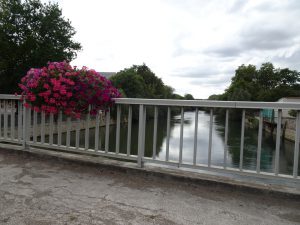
xmin=0 ymin=95 xmax=299 ymax=180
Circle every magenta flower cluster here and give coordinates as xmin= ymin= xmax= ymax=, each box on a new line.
xmin=19 ymin=61 xmax=121 ymax=118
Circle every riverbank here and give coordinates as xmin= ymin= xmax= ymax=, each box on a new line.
xmin=245 ymin=116 xmax=297 ymax=142
xmin=1 ymin=115 xmax=118 ymax=137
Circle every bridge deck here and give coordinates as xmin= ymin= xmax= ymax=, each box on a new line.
xmin=0 ymin=147 xmax=299 ymax=225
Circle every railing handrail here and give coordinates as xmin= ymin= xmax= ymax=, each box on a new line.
xmin=0 ymin=94 xmax=299 ymax=180
xmin=0 ymin=94 xmax=20 ymax=100
xmin=114 ymin=98 xmax=300 ymax=110
xmin=1 ymin=94 xmax=300 ymax=110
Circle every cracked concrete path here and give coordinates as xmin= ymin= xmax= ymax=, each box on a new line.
xmin=0 ymin=150 xmax=299 ymax=225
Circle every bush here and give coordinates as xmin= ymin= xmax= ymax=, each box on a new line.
xmin=19 ymin=61 xmax=121 ymax=118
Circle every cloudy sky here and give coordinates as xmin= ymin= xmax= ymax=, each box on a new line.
xmin=47 ymin=0 xmax=300 ymax=99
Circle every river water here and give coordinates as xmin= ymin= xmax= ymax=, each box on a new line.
xmin=56 ymin=110 xmax=298 ymax=176
xmin=99 ymin=110 xmax=298 ymax=176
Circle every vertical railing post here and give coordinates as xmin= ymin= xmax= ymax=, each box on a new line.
xmin=4 ymin=100 xmax=8 ymax=139
xmin=22 ymin=101 xmax=28 ymax=149
xmin=275 ymin=109 xmax=282 ymax=175
xmin=57 ymin=110 xmax=62 ymax=146
xmin=49 ymin=113 xmax=54 ymax=145
xmin=33 ymin=110 xmax=37 ymax=143
xmin=193 ymin=108 xmax=199 ymax=166
xmin=115 ymin=105 xmax=121 ymax=154
xmin=66 ymin=117 xmax=71 ymax=149
xmin=10 ymin=100 xmax=15 ymax=140
xmin=239 ymin=109 xmax=245 ymax=171
xmin=27 ymin=108 xmax=31 ymax=143
xmin=179 ymin=107 xmax=184 ymax=165
xmin=84 ymin=105 xmax=91 ymax=150
xmin=94 ymin=111 xmax=100 ymax=151
xmin=223 ymin=109 xmax=229 ymax=169
xmin=105 ymin=108 xmax=110 ymax=153
xmin=17 ymin=100 xmax=23 ymax=142
xmin=137 ymin=104 xmax=145 ymax=167
xmin=143 ymin=107 xmax=147 ymax=153
xmin=208 ymin=108 xmax=213 ymax=167
xmin=293 ymin=110 xmax=300 ymax=178
xmin=257 ymin=109 xmax=263 ymax=173
xmin=127 ymin=106 xmax=132 ymax=156
xmin=41 ymin=112 xmax=45 ymax=144
xmin=75 ymin=118 xmax=80 ymax=149
xmin=152 ymin=106 xmax=158 ymax=159
xmin=166 ymin=106 xmax=171 ymax=161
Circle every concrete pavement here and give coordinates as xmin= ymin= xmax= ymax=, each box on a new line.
xmin=0 ymin=148 xmax=299 ymax=225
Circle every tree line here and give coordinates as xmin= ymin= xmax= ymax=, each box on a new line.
xmin=209 ymin=62 xmax=300 ymax=102
xmin=109 ymin=64 xmax=194 ymax=100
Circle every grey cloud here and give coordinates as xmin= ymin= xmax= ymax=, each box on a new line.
xmin=204 ymin=45 xmax=241 ymax=58
xmin=241 ymin=27 xmax=298 ymax=51
xmin=205 ymin=1 xmax=300 ymax=58
xmin=251 ymin=0 xmax=300 ymax=13
xmin=272 ymin=49 xmax=300 ymax=71
xmin=172 ymin=67 xmax=234 ymax=78
xmin=189 ymin=75 xmax=231 ymax=87
xmin=227 ymin=0 xmax=248 ymax=13
xmin=205 ymin=27 xmax=300 ymax=58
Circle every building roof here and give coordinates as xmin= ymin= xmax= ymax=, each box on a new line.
xmin=278 ymin=97 xmax=300 ymax=103
xmin=99 ymin=72 xmax=116 ymax=79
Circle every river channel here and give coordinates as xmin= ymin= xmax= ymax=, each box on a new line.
xmin=56 ymin=110 xmax=299 ymax=176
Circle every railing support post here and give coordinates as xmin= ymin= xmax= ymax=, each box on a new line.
xmin=137 ymin=104 xmax=145 ymax=167
xmin=293 ymin=110 xmax=300 ymax=178
xmin=22 ymin=102 xmax=29 ymax=149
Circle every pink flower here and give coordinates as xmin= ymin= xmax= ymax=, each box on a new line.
xmin=33 ymin=106 xmax=40 ymax=112
xmin=75 ymin=113 xmax=81 ymax=119
xmin=60 ymin=88 xmax=67 ymax=95
xmin=43 ymin=83 xmax=50 ymax=89
xmin=48 ymin=64 xmax=55 ymax=70
xmin=30 ymin=95 xmax=36 ymax=101
xmin=49 ymin=98 xmax=55 ymax=104
xmin=18 ymin=61 xmax=121 ymax=118
xmin=41 ymin=105 xmax=47 ymax=111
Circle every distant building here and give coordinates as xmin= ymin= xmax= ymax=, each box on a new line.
xmin=99 ymin=72 xmax=116 ymax=79
xmin=263 ymin=97 xmax=300 ymax=121
xmin=263 ymin=97 xmax=300 ymax=142
xmin=275 ymin=97 xmax=300 ymax=118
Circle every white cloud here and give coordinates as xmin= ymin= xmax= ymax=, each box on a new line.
xmin=45 ymin=0 xmax=300 ymax=99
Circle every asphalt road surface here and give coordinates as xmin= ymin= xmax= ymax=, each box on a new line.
xmin=0 ymin=149 xmax=299 ymax=225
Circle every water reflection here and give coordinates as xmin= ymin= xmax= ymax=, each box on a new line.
xmin=51 ymin=110 xmax=299 ymax=176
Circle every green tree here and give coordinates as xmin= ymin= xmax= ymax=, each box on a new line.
xmin=110 ymin=64 xmax=179 ymax=120
xmin=256 ymin=65 xmax=300 ymax=101
xmin=110 ymin=64 xmax=175 ymax=99
xmin=277 ymin=68 xmax=300 ymax=86
xmin=184 ymin=93 xmax=194 ymax=100
xmin=256 ymin=63 xmax=277 ymax=89
xmin=210 ymin=62 xmax=300 ymax=103
xmin=208 ymin=62 xmax=300 ymax=120
xmin=109 ymin=67 xmax=145 ymax=98
xmin=208 ymin=94 xmax=223 ymax=100
xmin=0 ymin=0 xmax=81 ymax=93
xmin=224 ymin=64 xmax=257 ymax=101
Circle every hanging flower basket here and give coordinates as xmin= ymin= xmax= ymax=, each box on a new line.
xmin=19 ymin=61 xmax=121 ymax=118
